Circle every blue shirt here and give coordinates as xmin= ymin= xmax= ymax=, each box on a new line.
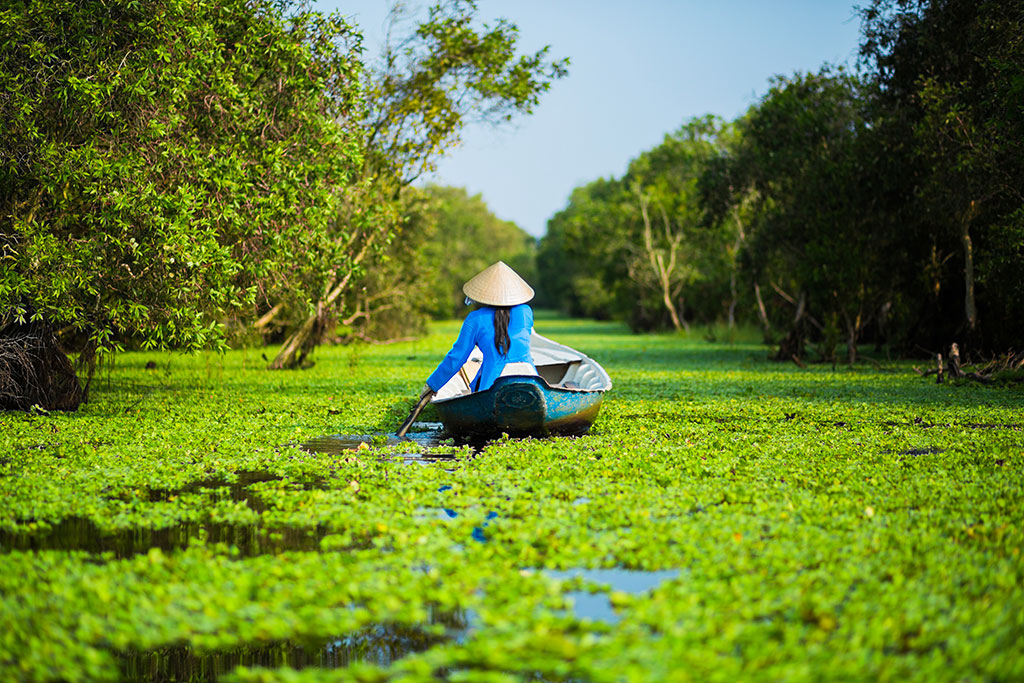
xmin=427 ymin=304 xmax=534 ymax=393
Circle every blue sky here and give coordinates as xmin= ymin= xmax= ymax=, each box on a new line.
xmin=316 ymin=1 xmax=864 ymax=237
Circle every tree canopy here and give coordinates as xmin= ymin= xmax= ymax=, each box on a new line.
xmin=263 ymin=0 xmax=567 ymax=368
xmin=4 ymin=0 xmax=1022 ymax=404
xmin=538 ymin=116 xmax=733 ymax=332
xmin=539 ymin=0 xmax=1024 ymax=360
xmin=1 ymin=0 xmax=364 ymax=355
xmin=0 ymin=0 xmax=567 ymax=386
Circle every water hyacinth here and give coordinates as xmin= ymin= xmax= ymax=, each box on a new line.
xmin=1 ymin=317 xmax=1022 ymax=682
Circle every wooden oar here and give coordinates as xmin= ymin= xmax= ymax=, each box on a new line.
xmin=396 ymin=389 xmax=434 ymax=438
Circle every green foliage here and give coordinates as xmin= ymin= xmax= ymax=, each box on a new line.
xmin=0 ymin=0 xmax=365 ymax=353
xmin=858 ymin=0 xmax=1024 ymax=351
xmin=363 ymin=0 xmax=569 ymax=184
xmin=538 ymin=116 xmax=733 ymax=331
xmin=419 ymin=184 xmax=537 ymax=319
xmin=285 ymin=0 xmax=566 ymax=350
xmin=721 ymin=69 xmax=902 ymax=362
xmin=544 ymin=0 xmax=1023 ymax=358
xmin=1 ymin=316 xmax=1022 ymax=680
xmin=333 ymin=184 xmax=537 ymax=344
xmin=537 ymin=177 xmax=627 ymax=318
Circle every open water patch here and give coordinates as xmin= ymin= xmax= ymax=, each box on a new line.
xmin=542 ymin=568 xmax=680 ymax=625
xmin=117 ymin=611 xmax=470 ymax=682
xmin=299 ymin=422 xmax=471 ymax=462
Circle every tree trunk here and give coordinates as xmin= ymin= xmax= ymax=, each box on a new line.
xmin=253 ymin=303 xmax=284 ymax=334
xmin=948 ymin=342 xmax=963 ymax=378
xmin=961 ymin=202 xmax=977 ymax=333
xmin=846 ymin=320 xmax=858 ymax=365
xmin=659 ymin=270 xmax=684 ymax=331
xmin=842 ymin=306 xmax=862 ymax=365
xmin=269 ymin=241 xmax=372 ymax=370
xmin=662 ymin=286 xmax=685 ymax=331
xmin=269 ymin=283 xmax=343 ymax=370
xmin=0 ymin=322 xmax=84 ymax=411
xmin=635 ymin=187 xmax=685 ymax=331
xmin=727 ymin=206 xmax=747 ymax=329
xmin=267 ymin=305 xmax=323 ymax=370
xmin=727 ymin=271 xmax=737 ymax=329
xmin=774 ymin=291 xmax=807 ymax=361
xmin=753 ymin=282 xmax=771 ymax=334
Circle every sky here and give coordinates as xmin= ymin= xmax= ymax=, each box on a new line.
xmin=315 ymin=1 xmax=865 ymax=237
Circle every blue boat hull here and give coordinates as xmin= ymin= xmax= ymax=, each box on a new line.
xmin=432 ymin=376 xmax=604 ymax=439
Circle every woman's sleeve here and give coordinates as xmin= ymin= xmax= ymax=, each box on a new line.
xmin=426 ymin=315 xmax=479 ymax=392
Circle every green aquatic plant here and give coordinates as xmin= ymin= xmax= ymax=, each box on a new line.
xmin=1 ymin=317 xmax=1022 ymax=681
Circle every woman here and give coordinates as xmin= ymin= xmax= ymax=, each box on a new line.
xmin=421 ymin=261 xmax=536 ymax=398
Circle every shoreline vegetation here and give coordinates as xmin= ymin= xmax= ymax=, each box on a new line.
xmin=2 ymin=316 xmax=1021 ymax=681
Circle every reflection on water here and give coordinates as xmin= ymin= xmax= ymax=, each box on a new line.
xmin=300 ymin=422 xmax=459 ymax=462
xmin=543 ymin=568 xmax=680 ymax=624
xmin=0 ymin=471 xmax=343 ymax=558
xmin=418 ymin=484 xmax=500 ymax=543
xmin=146 ymin=470 xmax=286 ymax=508
xmin=118 ymin=611 xmax=470 ymax=682
xmin=0 ymin=515 xmax=338 ymax=559
xmin=299 ymin=422 xmax=493 ymax=461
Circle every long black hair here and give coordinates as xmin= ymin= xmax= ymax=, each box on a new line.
xmin=493 ymin=307 xmax=511 ymax=355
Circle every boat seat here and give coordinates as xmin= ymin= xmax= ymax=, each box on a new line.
xmin=559 ymin=361 xmax=601 ymax=391
xmin=536 ymin=360 xmax=580 ymax=386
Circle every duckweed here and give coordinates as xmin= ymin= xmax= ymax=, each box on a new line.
xmin=1 ymin=317 xmax=1022 ymax=681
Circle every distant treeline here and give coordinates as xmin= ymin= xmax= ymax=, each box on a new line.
xmin=536 ymin=0 xmax=1023 ymax=361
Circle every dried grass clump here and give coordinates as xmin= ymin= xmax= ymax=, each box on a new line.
xmin=0 ymin=323 xmax=83 ymax=412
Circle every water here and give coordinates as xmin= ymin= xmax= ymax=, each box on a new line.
xmin=542 ymin=568 xmax=680 ymax=624
xmin=147 ymin=470 xmax=286 ymax=510
xmin=0 ymin=515 xmax=341 ymax=558
xmin=299 ymin=422 xmax=462 ymax=462
xmin=0 ymin=454 xmax=469 ymax=558
xmin=0 ymin=471 xmax=339 ymax=558
xmin=117 ymin=610 xmax=470 ymax=682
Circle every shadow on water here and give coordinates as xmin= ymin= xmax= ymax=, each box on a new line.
xmin=118 ymin=610 xmax=470 ymax=682
xmin=110 ymin=569 xmax=677 ymax=682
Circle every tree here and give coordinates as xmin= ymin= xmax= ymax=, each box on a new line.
xmin=859 ymin=0 xmax=1024 ymax=352
xmin=330 ymin=184 xmax=537 ymax=343
xmin=267 ymin=0 xmax=567 ymax=368
xmin=538 ymin=178 xmax=633 ymax=322
xmin=698 ymin=126 xmax=773 ymax=335
xmin=419 ymin=185 xmax=536 ymax=319
xmin=623 ymin=116 xmax=730 ymax=331
xmin=716 ymin=69 xmax=899 ymax=363
xmin=537 ymin=116 xmax=731 ymax=332
xmin=0 ymin=0 xmax=364 ymax=404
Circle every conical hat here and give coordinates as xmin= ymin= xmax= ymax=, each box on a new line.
xmin=462 ymin=261 xmax=535 ymax=306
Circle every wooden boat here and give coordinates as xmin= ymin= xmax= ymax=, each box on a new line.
xmin=431 ymin=333 xmax=612 ymax=439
